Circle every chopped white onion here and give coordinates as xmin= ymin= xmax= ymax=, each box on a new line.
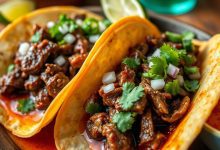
xmin=18 ymin=42 xmax=30 ymax=55
xmin=63 ymin=34 xmax=76 ymax=44
xmin=167 ymin=64 xmax=180 ymax=78
xmin=99 ymin=21 xmax=106 ymax=32
xmin=58 ymin=24 xmax=69 ymax=34
xmin=54 ymin=55 xmax=66 ymax=66
xmin=89 ymin=34 xmax=100 ymax=43
xmin=102 ymin=71 xmax=116 ymax=84
xmin=76 ymin=19 xmax=83 ymax=26
xmin=189 ymin=72 xmax=201 ymax=80
xmin=152 ymin=48 xmax=161 ymax=57
xmin=151 ymin=79 xmax=165 ymax=90
xmin=177 ymin=75 xmax=184 ymax=86
xmin=103 ymin=83 xmax=115 ymax=94
xmin=47 ymin=21 xmax=55 ymax=28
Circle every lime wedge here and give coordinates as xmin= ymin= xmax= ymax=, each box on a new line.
xmin=101 ymin=0 xmax=146 ymax=23
xmin=0 ymin=0 xmax=35 ymax=21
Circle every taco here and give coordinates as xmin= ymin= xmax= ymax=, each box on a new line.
xmin=0 ymin=6 xmax=110 ymax=137
xmin=54 ymin=16 xmax=220 ymax=150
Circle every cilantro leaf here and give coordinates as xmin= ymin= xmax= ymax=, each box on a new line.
xmin=85 ymin=102 xmax=101 ymax=114
xmin=49 ymin=14 xmax=78 ymax=43
xmin=184 ymin=66 xmax=199 ymax=75
xmin=119 ymin=82 xmax=144 ymax=110
xmin=183 ymin=54 xmax=196 ymax=66
xmin=184 ymin=80 xmax=200 ymax=92
xmin=160 ymin=44 xmax=180 ymax=66
xmin=112 ymin=112 xmax=137 ymax=133
xmin=82 ymin=18 xmax=99 ymax=35
xmin=7 ymin=64 xmax=15 ymax=73
xmin=165 ymin=80 xmax=180 ymax=96
xmin=122 ymin=57 xmax=140 ymax=69
xmin=17 ymin=99 xmax=35 ymax=114
xmin=31 ymin=31 xmax=41 ymax=43
xmin=143 ymin=57 xmax=167 ymax=79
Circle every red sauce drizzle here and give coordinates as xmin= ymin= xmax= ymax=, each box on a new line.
xmin=207 ymin=100 xmax=220 ymax=130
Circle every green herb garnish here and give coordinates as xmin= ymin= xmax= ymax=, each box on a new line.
xmin=182 ymin=31 xmax=195 ymax=51
xmin=82 ymin=18 xmax=99 ymax=35
xmin=7 ymin=64 xmax=15 ymax=73
xmin=112 ymin=112 xmax=137 ymax=133
xmin=160 ymin=44 xmax=180 ymax=66
xmin=122 ymin=57 xmax=140 ymax=69
xmin=165 ymin=80 xmax=180 ymax=96
xmin=49 ymin=14 xmax=78 ymax=42
xmin=85 ymin=102 xmax=101 ymax=114
xmin=31 ymin=31 xmax=41 ymax=43
xmin=119 ymin=82 xmax=144 ymax=110
xmin=165 ymin=31 xmax=182 ymax=43
xmin=184 ymin=80 xmax=200 ymax=92
xmin=0 ymin=12 xmax=10 ymax=25
xmin=184 ymin=66 xmax=199 ymax=75
xmin=143 ymin=57 xmax=167 ymax=79
xmin=17 ymin=99 xmax=35 ymax=114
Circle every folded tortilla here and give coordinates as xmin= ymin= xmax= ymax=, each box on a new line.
xmin=54 ymin=16 xmax=220 ymax=150
xmin=0 ymin=6 xmax=102 ymax=138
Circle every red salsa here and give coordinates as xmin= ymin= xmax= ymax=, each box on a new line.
xmin=207 ymin=100 xmax=220 ymax=130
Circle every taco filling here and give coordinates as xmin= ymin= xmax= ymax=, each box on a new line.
xmin=84 ymin=31 xmax=200 ymax=149
xmin=0 ymin=14 xmax=110 ymax=117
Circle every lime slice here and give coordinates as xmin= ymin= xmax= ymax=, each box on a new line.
xmin=101 ymin=0 xmax=146 ymax=23
xmin=0 ymin=0 xmax=35 ymax=21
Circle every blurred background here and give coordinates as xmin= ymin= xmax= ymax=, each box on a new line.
xmin=0 ymin=0 xmax=219 ymax=34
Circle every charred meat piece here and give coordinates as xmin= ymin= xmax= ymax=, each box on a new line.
xmin=21 ymin=40 xmax=57 ymax=74
xmin=132 ymin=95 xmax=147 ymax=114
xmin=0 ymin=68 xmax=24 ymax=95
xmin=118 ymin=67 xmax=136 ymax=86
xmin=99 ymin=85 xmax=122 ymax=107
xmin=34 ymin=88 xmax=52 ymax=110
xmin=149 ymin=133 xmax=166 ymax=150
xmin=108 ymin=107 xmax=116 ymax=122
xmin=45 ymin=72 xmax=69 ymax=98
xmin=140 ymin=79 xmax=169 ymax=116
xmin=139 ymin=109 xmax=155 ymax=147
xmin=45 ymin=64 xmax=64 ymax=76
xmin=24 ymin=75 xmax=43 ymax=91
xmin=32 ymin=24 xmax=51 ymax=42
xmin=162 ymin=96 xmax=190 ymax=123
xmin=102 ymin=123 xmax=132 ymax=150
xmin=58 ymin=44 xmax=73 ymax=55
xmin=68 ymin=53 xmax=88 ymax=69
xmin=74 ymin=36 xmax=89 ymax=54
xmin=87 ymin=113 xmax=109 ymax=140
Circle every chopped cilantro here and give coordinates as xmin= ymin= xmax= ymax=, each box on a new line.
xmin=182 ymin=32 xmax=195 ymax=51
xmin=31 ymin=31 xmax=41 ymax=43
xmin=82 ymin=18 xmax=99 ymax=35
xmin=143 ymin=57 xmax=167 ymax=79
xmin=184 ymin=80 xmax=200 ymax=92
xmin=85 ymin=102 xmax=101 ymax=114
xmin=112 ymin=112 xmax=137 ymax=133
xmin=122 ymin=57 xmax=140 ymax=69
xmin=49 ymin=14 xmax=78 ymax=42
xmin=160 ymin=44 xmax=180 ymax=66
xmin=184 ymin=66 xmax=199 ymax=75
xmin=183 ymin=54 xmax=196 ymax=66
xmin=119 ymin=82 xmax=144 ymax=110
xmin=17 ymin=99 xmax=35 ymax=114
xmin=101 ymin=19 xmax=111 ymax=27
xmin=7 ymin=64 xmax=15 ymax=73
xmin=165 ymin=80 xmax=180 ymax=96
xmin=165 ymin=31 xmax=182 ymax=43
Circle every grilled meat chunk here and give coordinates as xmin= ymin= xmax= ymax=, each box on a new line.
xmin=24 ymin=75 xmax=43 ymax=91
xmin=34 ymin=88 xmax=52 ymax=110
xmin=87 ymin=113 xmax=109 ymax=140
